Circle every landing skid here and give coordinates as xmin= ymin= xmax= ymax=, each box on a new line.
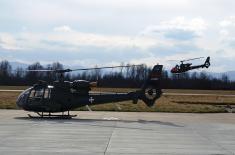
xmin=28 ymin=111 xmax=77 ymax=119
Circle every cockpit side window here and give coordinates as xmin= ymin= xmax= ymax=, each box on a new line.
xmin=28 ymin=87 xmax=52 ymax=100
xmin=29 ymin=90 xmax=36 ymax=98
xmin=35 ymin=89 xmax=44 ymax=97
xmin=29 ymin=88 xmax=44 ymax=98
xmin=44 ymin=88 xmax=51 ymax=99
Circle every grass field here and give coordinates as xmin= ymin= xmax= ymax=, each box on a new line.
xmin=0 ymin=92 xmax=20 ymax=109
xmin=0 ymin=86 xmax=235 ymax=113
xmin=0 ymin=86 xmax=30 ymax=90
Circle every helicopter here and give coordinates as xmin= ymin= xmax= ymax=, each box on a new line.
xmin=171 ymin=56 xmax=210 ymax=74
xmin=16 ymin=64 xmax=163 ymax=118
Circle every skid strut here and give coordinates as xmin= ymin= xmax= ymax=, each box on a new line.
xmin=28 ymin=111 xmax=77 ymax=119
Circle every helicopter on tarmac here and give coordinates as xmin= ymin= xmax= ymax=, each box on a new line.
xmin=16 ymin=64 xmax=163 ymax=118
xmin=170 ymin=56 xmax=210 ymax=74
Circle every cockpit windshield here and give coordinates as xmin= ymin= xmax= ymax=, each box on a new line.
xmin=16 ymin=87 xmax=32 ymax=108
xmin=18 ymin=88 xmax=31 ymax=100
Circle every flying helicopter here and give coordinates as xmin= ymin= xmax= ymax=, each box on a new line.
xmin=170 ymin=56 xmax=210 ymax=74
xmin=16 ymin=64 xmax=163 ymax=118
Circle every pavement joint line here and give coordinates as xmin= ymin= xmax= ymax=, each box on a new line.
xmin=187 ymin=125 xmax=233 ymax=155
xmin=200 ymin=132 xmax=234 ymax=155
xmin=104 ymin=121 xmax=117 ymax=155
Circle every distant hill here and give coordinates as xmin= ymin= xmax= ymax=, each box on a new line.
xmin=10 ymin=61 xmax=29 ymax=70
xmin=209 ymin=71 xmax=235 ymax=81
xmin=226 ymin=71 xmax=235 ymax=81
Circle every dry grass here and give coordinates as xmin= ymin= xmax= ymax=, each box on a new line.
xmin=0 ymin=92 xmax=21 ymax=109
xmin=79 ymin=88 xmax=231 ymax=113
xmin=0 ymin=86 xmax=30 ymax=90
xmin=163 ymin=89 xmax=235 ymax=95
xmin=164 ymin=94 xmax=235 ymax=105
xmin=76 ymin=97 xmax=225 ymax=113
xmin=0 ymin=86 xmax=234 ymax=112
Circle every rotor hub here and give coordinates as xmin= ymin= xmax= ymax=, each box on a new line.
xmin=145 ymin=87 xmax=157 ymax=100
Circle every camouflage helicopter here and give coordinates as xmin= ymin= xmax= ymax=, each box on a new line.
xmin=171 ymin=56 xmax=210 ymax=74
xmin=16 ymin=64 xmax=163 ymax=118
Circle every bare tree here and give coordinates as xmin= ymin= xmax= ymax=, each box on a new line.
xmin=0 ymin=60 xmax=12 ymax=77
xmin=222 ymin=74 xmax=229 ymax=83
xmin=25 ymin=62 xmax=43 ymax=84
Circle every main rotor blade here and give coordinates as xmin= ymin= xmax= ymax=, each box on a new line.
xmin=71 ymin=64 xmax=143 ymax=71
xmin=167 ymin=60 xmax=178 ymax=62
xmin=181 ymin=57 xmax=204 ymax=62
xmin=25 ymin=65 xmax=143 ymax=73
xmin=26 ymin=69 xmax=72 ymax=73
xmin=26 ymin=70 xmax=55 ymax=72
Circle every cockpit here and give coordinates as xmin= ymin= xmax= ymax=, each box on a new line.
xmin=16 ymin=86 xmax=53 ymax=110
xmin=29 ymin=87 xmax=51 ymax=99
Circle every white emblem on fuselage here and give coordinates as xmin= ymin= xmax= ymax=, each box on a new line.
xmin=89 ymin=97 xmax=95 ymax=104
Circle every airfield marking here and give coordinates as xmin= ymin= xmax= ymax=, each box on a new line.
xmin=0 ymin=89 xmax=24 ymax=92
xmin=103 ymin=117 xmax=119 ymax=120
xmin=163 ymin=92 xmax=235 ymax=97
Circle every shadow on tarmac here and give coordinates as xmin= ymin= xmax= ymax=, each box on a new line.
xmin=14 ymin=116 xmax=184 ymax=130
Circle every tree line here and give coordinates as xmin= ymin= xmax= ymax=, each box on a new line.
xmin=0 ymin=60 xmax=234 ymax=90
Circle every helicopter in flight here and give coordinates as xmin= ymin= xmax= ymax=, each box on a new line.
xmin=16 ymin=64 xmax=163 ymax=118
xmin=170 ymin=56 xmax=210 ymax=74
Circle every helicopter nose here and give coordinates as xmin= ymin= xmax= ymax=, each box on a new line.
xmin=16 ymin=93 xmax=26 ymax=109
xmin=171 ymin=68 xmax=176 ymax=73
xmin=16 ymin=88 xmax=31 ymax=109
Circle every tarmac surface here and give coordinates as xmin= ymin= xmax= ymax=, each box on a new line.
xmin=0 ymin=110 xmax=235 ymax=155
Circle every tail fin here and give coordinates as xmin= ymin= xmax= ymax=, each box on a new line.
xmin=141 ymin=65 xmax=163 ymax=107
xmin=204 ymin=56 xmax=210 ymax=68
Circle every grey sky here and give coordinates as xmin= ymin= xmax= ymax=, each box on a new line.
xmin=0 ymin=0 xmax=235 ymax=72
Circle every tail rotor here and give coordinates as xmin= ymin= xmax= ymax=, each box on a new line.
xmin=204 ymin=57 xmax=210 ymax=68
xmin=141 ymin=65 xmax=163 ymax=107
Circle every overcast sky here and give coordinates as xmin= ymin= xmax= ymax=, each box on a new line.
xmin=0 ymin=0 xmax=235 ymax=72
